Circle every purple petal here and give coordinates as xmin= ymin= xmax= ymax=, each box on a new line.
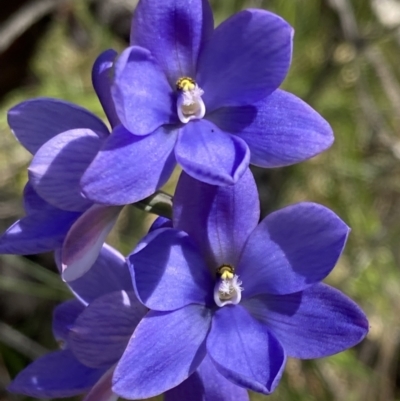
xmin=149 ymin=216 xmax=173 ymax=232
xmin=29 ymin=129 xmax=106 ymax=212
xmin=56 ymin=244 xmax=132 ymax=305
xmin=174 ymin=169 xmax=259 ymax=267
xmin=61 ymin=205 xmax=122 ymax=282
xmin=8 ymin=98 xmax=109 ymax=154
xmin=84 ymin=367 xmax=118 ymax=401
xmin=175 ymin=119 xmax=250 ymax=186
xmin=0 ymin=209 xmax=80 ymax=254
xmin=132 ymin=226 xmax=173 ymax=255
xmin=23 ymin=182 xmax=53 ymax=214
xmin=209 ymin=90 xmax=334 ymax=167
xmin=131 ymin=0 xmax=213 ymax=82
xmin=52 ymin=299 xmax=84 ymax=342
xmin=8 ymin=350 xmax=104 ymax=398
xmin=129 ymin=229 xmax=213 ymax=311
xmin=69 ymin=290 xmax=146 ymax=368
xmin=243 ymin=283 xmax=368 ymax=358
xmin=81 ymin=125 xmax=177 ymax=205
xmin=165 ymin=355 xmax=249 ymax=401
xmin=207 ymin=305 xmax=286 ymax=395
xmin=112 ymin=46 xmax=177 ymax=135
xmin=112 ymin=304 xmax=212 ymax=399
xmin=238 ymin=202 xmax=350 ymax=297
xmin=197 ymin=10 xmax=293 ymax=112
xmin=92 ymin=49 xmax=120 ymax=128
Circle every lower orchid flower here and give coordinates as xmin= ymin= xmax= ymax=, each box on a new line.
xmin=9 ymin=242 xmax=249 ymax=401
xmin=8 ymin=245 xmax=135 ymax=401
xmin=113 ymin=169 xmax=369 ymax=398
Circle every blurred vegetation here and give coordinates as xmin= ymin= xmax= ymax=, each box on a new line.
xmin=0 ymin=0 xmax=400 ymax=400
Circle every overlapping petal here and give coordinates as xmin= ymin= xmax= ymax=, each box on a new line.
xmin=84 ymin=367 xmax=118 ymax=401
xmin=131 ymin=0 xmax=214 ymax=82
xmin=52 ymin=299 xmax=84 ymax=342
xmin=29 ymin=129 xmax=106 ymax=212
xmin=7 ymin=98 xmax=108 ymax=154
xmin=61 ymin=205 xmax=123 ymax=282
xmin=0 ymin=209 xmax=80 ymax=254
xmin=198 ymin=10 xmax=293 ymax=112
xmin=174 ymin=169 xmax=259 ymax=267
xmin=129 ymin=229 xmax=213 ymax=311
xmin=175 ymin=119 xmax=250 ymax=186
xmin=8 ymin=350 xmax=104 ymax=398
xmin=113 ymin=304 xmax=211 ymax=399
xmin=209 ymin=90 xmax=334 ymax=167
xmin=207 ymin=305 xmax=286 ymax=395
xmin=92 ymin=49 xmax=120 ymax=128
xmin=165 ymin=356 xmax=250 ymax=401
xmin=244 ymin=283 xmax=368 ymax=359
xmin=112 ymin=46 xmax=177 ymax=135
xmin=81 ymin=125 xmax=177 ymax=205
xmin=56 ymin=244 xmax=132 ymax=305
xmin=238 ymin=203 xmax=349 ymax=297
xmin=69 ymin=290 xmax=146 ymax=368
xmin=23 ymin=183 xmax=53 ymax=214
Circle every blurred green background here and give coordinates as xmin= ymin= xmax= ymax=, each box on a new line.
xmin=0 ymin=0 xmax=399 ymax=400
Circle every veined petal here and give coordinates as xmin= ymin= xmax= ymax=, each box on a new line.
xmin=112 ymin=46 xmax=177 ymax=135
xmin=92 ymin=49 xmax=120 ymax=128
xmin=81 ymin=125 xmax=177 ymax=205
xmin=61 ymin=205 xmax=123 ymax=282
xmin=8 ymin=350 xmax=104 ymax=398
xmin=84 ymin=367 xmax=118 ymax=401
xmin=129 ymin=229 xmax=213 ymax=311
xmin=175 ymin=119 xmax=250 ymax=186
xmin=28 ymin=129 xmax=106 ymax=212
xmin=22 ymin=182 xmax=60 ymax=215
xmin=207 ymin=305 xmax=286 ymax=395
xmin=238 ymin=203 xmax=349 ymax=297
xmin=52 ymin=299 xmax=84 ymax=342
xmin=197 ymin=10 xmax=293 ymax=112
xmin=209 ymin=90 xmax=333 ymax=167
xmin=55 ymin=244 xmax=132 ymax=306
xmin=132 ymin=227 xmax=173 ymax=255
xmin=8 ymin=98 xmax=109 ymax=154
xmin=0 ymin=209 xmax=80 ymax=255
xmin=69 ymin=290 xmax=146 ymax=368
xmin=131 ymin=0 xmax=213 ymax=82
xmin=165 ymin=355 xmax=249 ymax=401
xmin=174 ymin=169 xmax=259 ymax=268
xmin=243 ymin=284 xmax=368 ymax=358
xmin=113 ymin=305 xmax=211 ymax=399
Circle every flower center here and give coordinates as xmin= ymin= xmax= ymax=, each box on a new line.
xmin=214 ymin=265 xmax=243 ymax=307
xmin=176 ymin=77 xmax=206 ymax=124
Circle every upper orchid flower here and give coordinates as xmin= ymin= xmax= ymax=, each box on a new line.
xmin=81 ymin=0 xmax=334 ymax=206
xmin=113 ymin=169 xmax=368 ymax=398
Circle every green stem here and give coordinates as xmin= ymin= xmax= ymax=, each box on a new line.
xmin=134 ymin=190 xmax=173 ymax=219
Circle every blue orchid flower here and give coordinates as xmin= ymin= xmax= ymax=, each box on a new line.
xmin=9 ymin=241 xmax=251 ymax=401
xmin=81 ymin=0 xmax=334 ymax=206
xmin=112 ymin=169 xmax=369 ymax=398
xmin=8 ymin=245 xmax=137 ymax=401
xmin=0 ymin=50 xmax=123 ymax=280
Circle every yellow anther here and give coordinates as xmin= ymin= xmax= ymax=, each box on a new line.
xmin=176 ymin=77 xmax=196 ymax=91
xmin=221 ymin=271 xmax=234 ymax=280
xmin=217 ymin=264 xmax=235 ymax=278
